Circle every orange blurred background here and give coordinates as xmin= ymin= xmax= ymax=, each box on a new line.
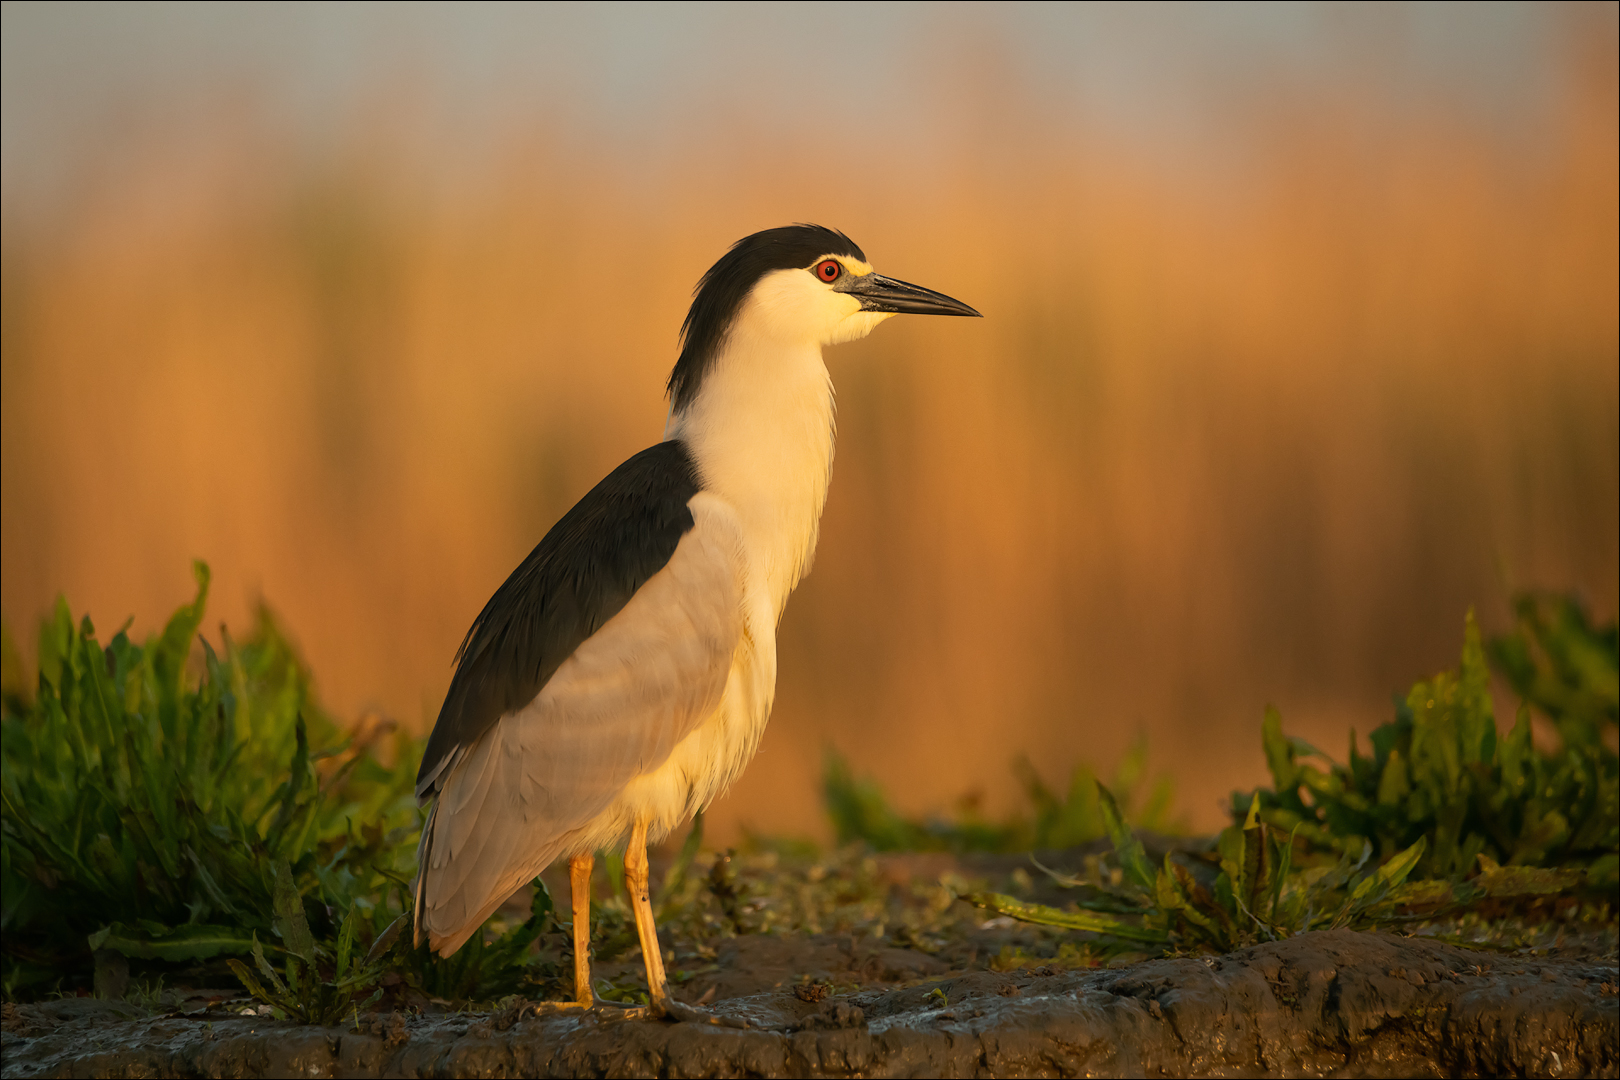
xmin=3 ymin=4 xmax=1616 ymax=839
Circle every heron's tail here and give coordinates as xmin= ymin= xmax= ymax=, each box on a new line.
xmin=412 ymin=799 xmax=439 ymax=948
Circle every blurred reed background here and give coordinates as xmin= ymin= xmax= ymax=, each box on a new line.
xmin=3 ymin=3 xmax=1615 ymax=838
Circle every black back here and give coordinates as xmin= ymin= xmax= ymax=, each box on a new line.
xmin=666 ymin=224 xmax=865 ymax=412
xmin=416 ymin=440 xmax=702 ymax=795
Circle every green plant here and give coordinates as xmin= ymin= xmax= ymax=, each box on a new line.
xmin=2 ymin=564 xmax=416 ymax=995
xmin=967 ymin=599 xmax=1614 ymax=953
xmin=968 ymin=787 xmax=1427 ymax=952
xmin=1487 ymin=591 xmax=1618 ymax=760
xmin=969 ymin=784 xmax=1585 ymax=954
xmin=403 ymin=878 xmax=560 ymax=1002
xmin=1241 ymin=606 xmax=1617 ymax=881
xmin=823 ymin=738 xmax=1182 ymax=854
xmin=1017 ymin=741 xmax=1181 ymax=850
xmin=227 ymin=860 xmax=385 ymax=1025
xmin=0 ymin=564 xmax=688 ymax=1007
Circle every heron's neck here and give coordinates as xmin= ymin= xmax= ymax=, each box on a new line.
xmin=667 ymin=330 xmax=835 ymax=618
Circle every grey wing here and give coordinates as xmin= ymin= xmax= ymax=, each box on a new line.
xmin=418 ymin=500 xmax=746 ymax=950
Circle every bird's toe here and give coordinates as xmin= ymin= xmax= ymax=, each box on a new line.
xmin=657 ymin=997 xmax=750 ymax=1028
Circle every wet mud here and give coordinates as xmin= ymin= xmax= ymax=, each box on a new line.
xmin=4 ymin=929 xmax=1616 ymax=1078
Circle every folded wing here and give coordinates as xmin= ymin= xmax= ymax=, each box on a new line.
xmin=417 ymin=501 xmax=746 ymax=951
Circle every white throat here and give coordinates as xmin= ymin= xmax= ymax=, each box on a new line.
xmin=665 ymin=311 xmax=837 ymax=620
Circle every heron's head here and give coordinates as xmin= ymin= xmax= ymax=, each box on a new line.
xmin=667 ymin=224 xmax=980 ymax=411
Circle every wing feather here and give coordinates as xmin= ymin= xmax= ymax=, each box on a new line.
xmin=416 ymin=441 xmax=702 ymax=799
xmin=418 ymin=499 xmax=746 ymax=951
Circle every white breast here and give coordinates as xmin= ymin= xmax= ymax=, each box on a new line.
xmin=608 ymin=281 xmax=841 ymax=840
xmin=572 ymin=270 xmax=854 ymax=847
xmin=667 ymin=307 xmax=836 ymax=619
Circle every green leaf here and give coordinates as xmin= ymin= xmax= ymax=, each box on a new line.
xmin=152 ymin=562 xmax=210 ymax=716
xmin=1215 ymin=821 xmax=1244 ymax=894
xmin=1096 ymin=782 xmax=1156 ymax=894
xmin=86 ymin=921 xmax=255 ymax=962
xmin=1374 ymin=748 xmax=1409 ymax=807
xmin=1261 ymin=707 xmax=1296 ymax=792
xmin=266 ymin=715 xmax=313 ymax=851
xmin=531 ymin=875 xmax=556 ymax=925
xmin=1267 ymin=824 xmax=1298 ymax=923
xmin=227 ymin=958 xmax=273 ymax=1006
xmin=1240 ymin=793 xmax=1267 ymax=915
xmin=1381 ymin=836 xmax=1425 ymax=887
xmin=1166 ymin=859 xmax=1229 ymax=947
xmin=962 ymin=891 xmax=1167 ymax=943
xmin=35 ymin=596 xmax=74 ymax=694
xmin=334 ymin=904 xmax=358 ymax=982
xmin=1473 ymin=864 xmax=1585 ymax=897
xmin=251 ymin=933 xmax=288 ymax=996
xmin=362 ymin=913 xmax=407 ymax=967
xmin=1155 ymin=853 xmax=1190 ymax=913
xmin=1380 ymin=879 xmax=1457 ymax=910
xmin=271 ymin=859 xmax=316 ymax=965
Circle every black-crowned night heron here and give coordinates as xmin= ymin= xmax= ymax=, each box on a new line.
xmin=413 ymin=224 xmax=979 ymax=1020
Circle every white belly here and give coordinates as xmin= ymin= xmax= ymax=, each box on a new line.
xmin=565 ymin=578 xmax=778 ymax=855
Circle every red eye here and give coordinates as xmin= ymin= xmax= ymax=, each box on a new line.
xmin=814 ymin=259 xmax=842 ymax=282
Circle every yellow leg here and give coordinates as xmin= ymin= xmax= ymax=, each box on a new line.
xmin=625 ymin=819 xmax=746 ymax=1027
xmin=623 ymin=819 xmax=672 ymax=1012
xmin=569 ymin=853 xmax=594 ymax=1007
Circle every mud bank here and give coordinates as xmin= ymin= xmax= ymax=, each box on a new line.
xmin=4 ymin=929 xmax=1616 ymax=1078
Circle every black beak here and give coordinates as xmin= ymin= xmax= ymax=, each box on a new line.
xmin=841 ymin=273 xmax=982 ymax=317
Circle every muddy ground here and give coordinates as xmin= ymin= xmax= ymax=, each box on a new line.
xmin=4 ymin=928 xmax=1616 ymax=1078
xmin=5 ymin=844 xmax=1617 ymax=1078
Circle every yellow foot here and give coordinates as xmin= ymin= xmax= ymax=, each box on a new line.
xmin=504 ymin=999 xmax=658 ymax=1023
xmin=655 ymin=997 xmax=750 ymax=1028
xmin=505 ymin=1000 xmax=589 ymax=1022
xmin=587 ymin=996 xmax=653 ymax=1020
